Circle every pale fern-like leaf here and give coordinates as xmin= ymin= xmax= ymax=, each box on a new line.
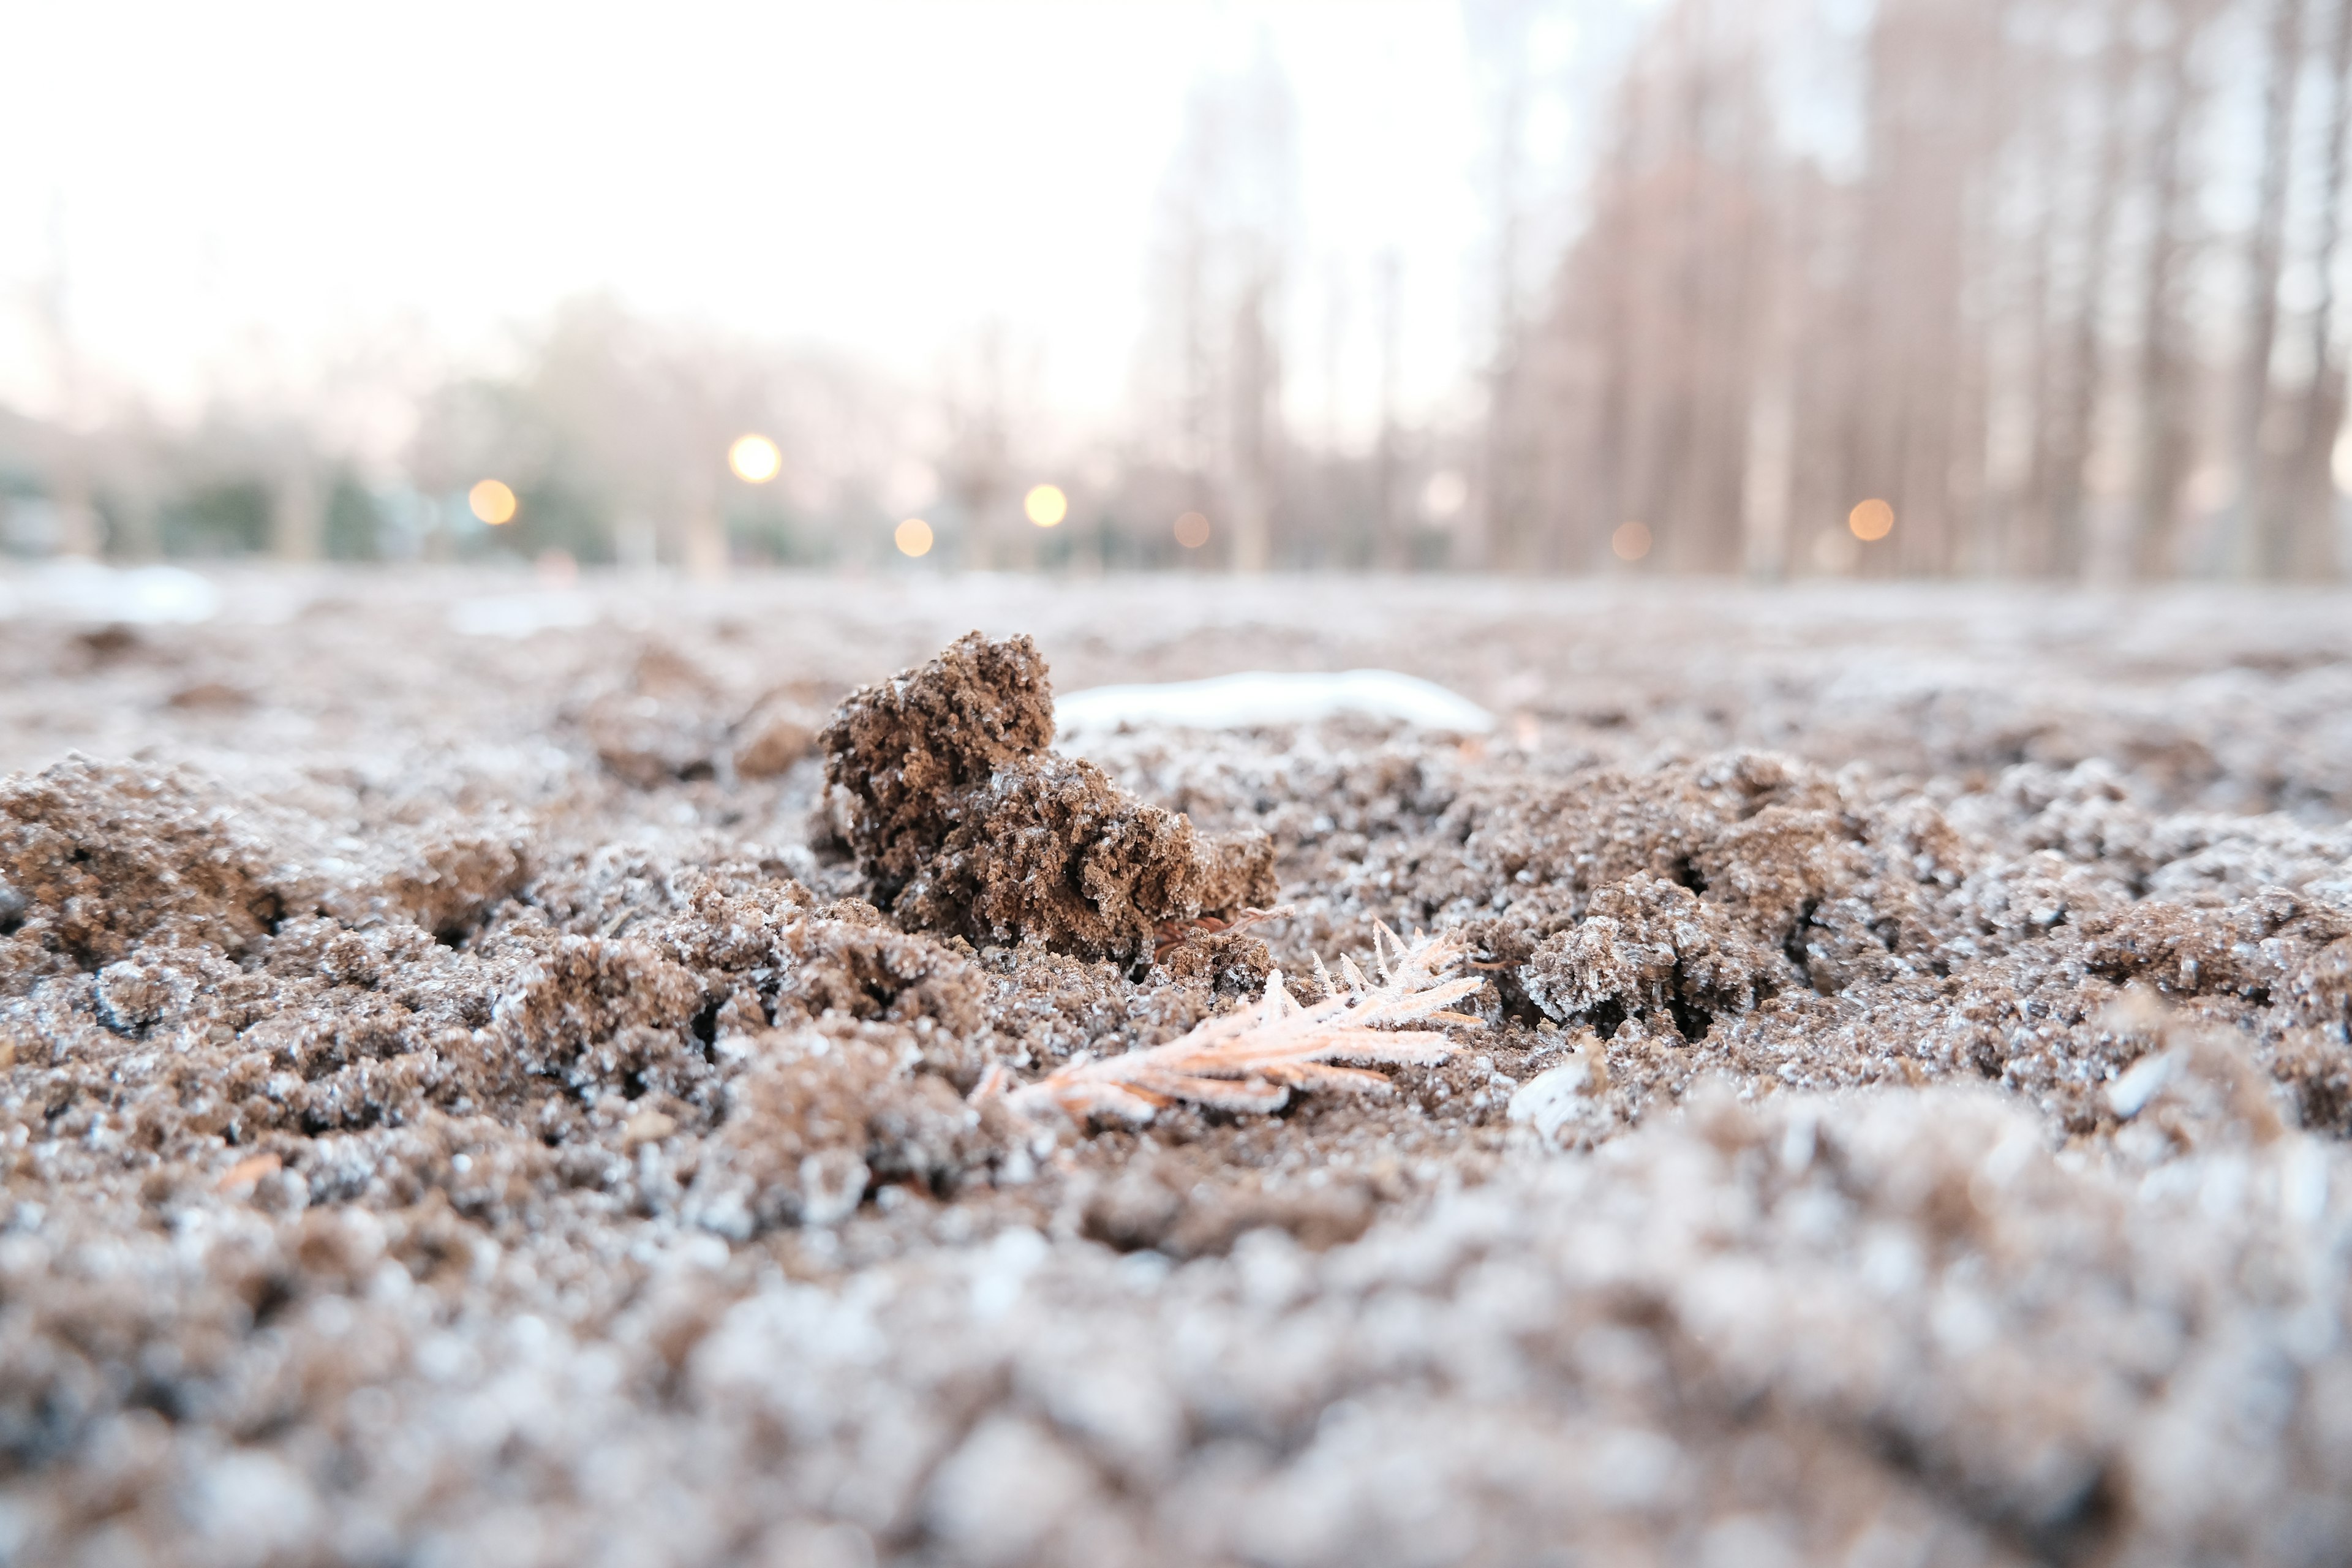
xmin=992 ymin=924 xmax=1480 ymax=1128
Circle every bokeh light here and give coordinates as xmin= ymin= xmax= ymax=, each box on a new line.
xmin=1849 ymin=499 xmax=1894 ymax=541
xmin=894 ymin=517 xmax=934 ymax=557
xmin=1422 ymin=470 xmax=1469 ymax=520
xmin=1611 ymin=521 xmax=1652 ymax=561
xmin=1024 ymin=484 xmax=1068 ymax=528
xmin=469 ymin=480 xmax=518 ymax=526
xmin=1174 ymin=511 xmax=1211 ymax=549
xmin=1812 ymin=527 xmax=1860 ymax=574
xmin=729 ymin=434 xmax=782 ymax=484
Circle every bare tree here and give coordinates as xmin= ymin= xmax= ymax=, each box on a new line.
xmin=1226 ymin=262 xmax=1281 ymax=572
xmin=2132 ymin=0 xmax=2218 ymax=578
xmin=1464 ymin=0 xmax=1537 ymax=571
xmin=2286 ymin=0 xmax=2352 ymax=578
xmin=1582 ymin=55 xmax=1648 ymax=573
xmin=270 ymin=459 xmax=323 ymax=564
xmin=1491 ymin=0 xmax=2352 ymax=585
xmin=1850 ymin=0 xmax=2008 ymax=576
xmin=1134 ymin=36 xmax=1299 ymax=571
xmin=2239 ymin=0 xmax=2309 ymax=577
xmin=2046 ymin=0 xmax=2139 ymax=579
xmin=32 ymin=194 xmax=101 ymax=559
xmin=1373 ymin=249 xmax=1407 ymax=571
xmin=939 ymin=328 xmax=1017 ymax=571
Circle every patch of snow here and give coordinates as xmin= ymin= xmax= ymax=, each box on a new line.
xmin=1509 ymin=1060 xmax=1596 ymax=1146
xmin=2108 ymin=1052 xmax=2177 ymax=1119
xmin=1056 ymin=669 xmax=1495 ymax=736
xmin=447 ymin=591 xmax=599 ymax=638
xmin=0 ymin=560 xmax=221 ymax=624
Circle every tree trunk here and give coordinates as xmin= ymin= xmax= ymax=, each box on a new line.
xmin=2289 ymin=0 xmax=2352 ymax=579
xmin=1374 ymin=249 xmax=1406 ymax=572
xmin=2241 ymin=0 xmax=2308 ymax=578
xmin=2016 ymin=47 xmax=2065 ymax=579
xmin=681 ymin=469 xmax=726 ymax=582
xmin=1589 ymin=77 xmax=1644 ymax=573
xmin=2051 ymin=0 xmax=2137 ymax=581
xmin=2132 ymin=0 xmax=2207 ymax=579
xmin=271 ymin=467 xmax=322 ymax=564
xmin=1227 ymin=271 xmax=1279 ymax=573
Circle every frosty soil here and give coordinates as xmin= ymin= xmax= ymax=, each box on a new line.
xmin=2 ymin=572 xmax=2351 ymax=1566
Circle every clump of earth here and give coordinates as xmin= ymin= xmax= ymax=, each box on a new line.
xmin=1 ymin=570 xmax=2350 ymax=1567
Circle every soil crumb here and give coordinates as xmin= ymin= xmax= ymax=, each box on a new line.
xmin=1 ymin=571 xmax=2350 ymax=1568
xmin=821 ymin=631 xmax=1276 ymax=960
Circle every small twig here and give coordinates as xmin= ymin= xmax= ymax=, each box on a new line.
xmin=216 ymin=1152 xmax=282 ymax=1192
xmin=1152 ymin=903 xmax=1295 ymax=962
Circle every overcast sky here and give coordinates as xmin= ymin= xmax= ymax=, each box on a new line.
xmin=2 ymin=1 xmax=1504 ymax=452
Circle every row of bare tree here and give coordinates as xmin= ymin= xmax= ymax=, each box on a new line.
xmin=14 ymin=0 xmax=2349 ymax=579
xmin=1485 ymin=0 xmax=2352 ymax=579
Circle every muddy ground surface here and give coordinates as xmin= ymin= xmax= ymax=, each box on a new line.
xmin=2 ymin=567 xmax=2351 ymax=1567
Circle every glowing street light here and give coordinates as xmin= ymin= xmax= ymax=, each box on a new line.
xmin=895 ymin=517 xmax=934 ymax=557
xmin=469 ymin=479 xmax=518 ymax=525
xmin=1174 ymin=511 xmax=1210 ymax=548
xmin=1611 ymin=521 xmax=1652 ymax=561
xmin=1023 ymin=483 xmax=1068 ymax=528
xmin=1848 ymin=498 xmax=1894 ymax=541
xmin=729 ymin=434 xmax=782 ymax=484
xmin=1422 ymin=470 xmax=1468 ymax=520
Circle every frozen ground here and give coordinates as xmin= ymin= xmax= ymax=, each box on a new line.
xmin=2 ymin=567 xmax=2351 ymax=1566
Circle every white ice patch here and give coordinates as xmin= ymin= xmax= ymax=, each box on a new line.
xmin=798 ymin=1150 xmax=870 ymax=1228
xmin=1055 ymin=668 xmax=1496 ymax=737
xmin=187 ymin=1451 xmax=323 ymax=1561
xmin=447 ymin=590 xmax=599 ymax=638
xmin=1509 ymin=1060 xmax=1596 ymax=1147
xmin=0 ymin=560 xmax=221 ymax=624
xmin=969 ymin=1226 xmax=1050 ymax=1322
xmin=2108 ymin=1051 xmax=2179 ymax=1119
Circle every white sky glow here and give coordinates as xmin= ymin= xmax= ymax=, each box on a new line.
xmin=2 ymin=1 xmax=1490 ymax=453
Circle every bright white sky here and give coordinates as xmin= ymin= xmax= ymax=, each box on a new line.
xmin=1 ymin=0 xmax=1498 ymax=454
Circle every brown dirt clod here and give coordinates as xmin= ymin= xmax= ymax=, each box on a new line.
xmin=821 ymin=631 xmax=1276 ymax=961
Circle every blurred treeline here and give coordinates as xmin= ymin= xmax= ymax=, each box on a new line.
xmin=0 ymin=300 xmax=921 ymax=573
xmin=1488 ymin=0 xmax=2352 ymax=580
xmin=5 ymin=0 xmax=2350 ymax=581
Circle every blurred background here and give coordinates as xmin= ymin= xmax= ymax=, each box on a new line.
xmin=5 ymin=0 xmax=2351 ymax=583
